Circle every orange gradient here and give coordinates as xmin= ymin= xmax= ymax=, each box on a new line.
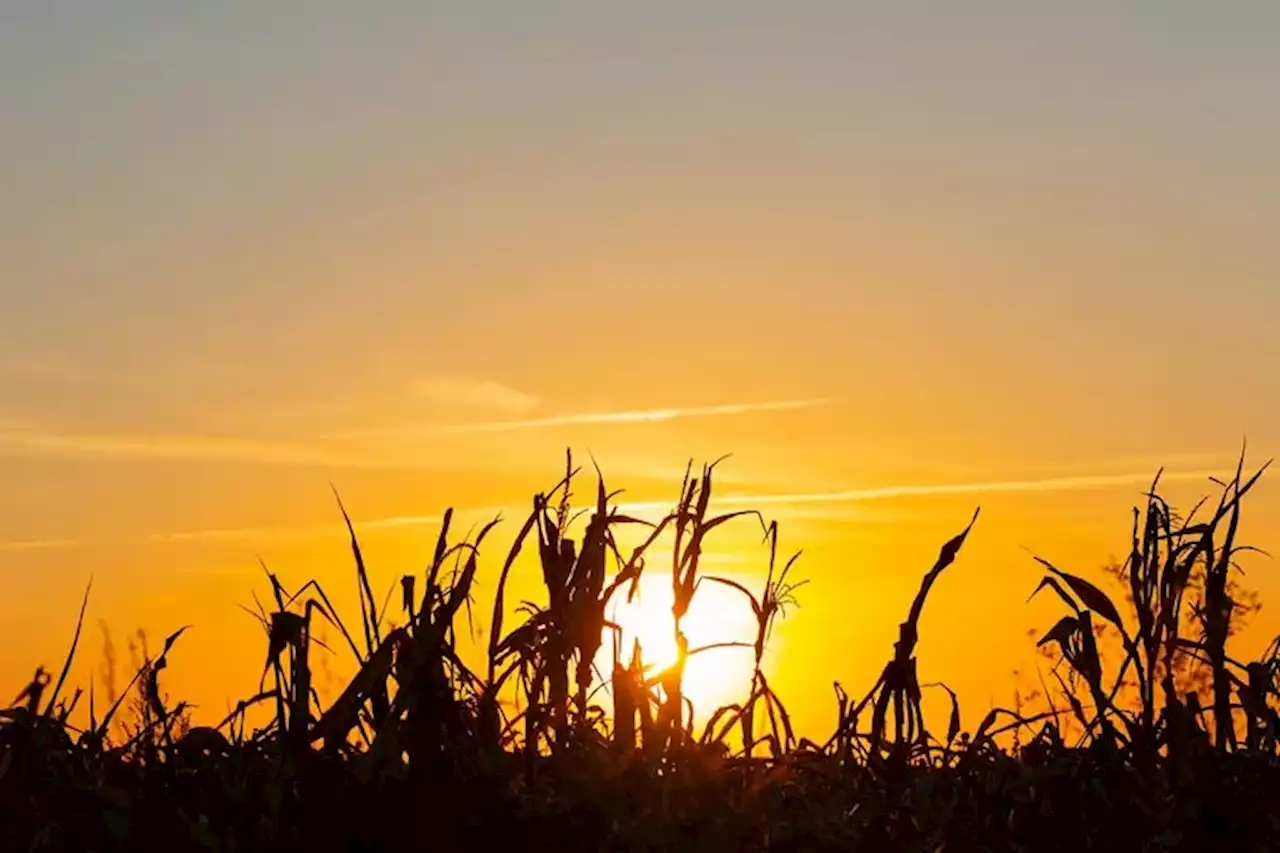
xmin=4 ymin=4 xmax=1280 ymax=743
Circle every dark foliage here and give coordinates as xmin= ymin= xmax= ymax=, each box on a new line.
xmin=4 ymin=452 xmax=1279 ymax=852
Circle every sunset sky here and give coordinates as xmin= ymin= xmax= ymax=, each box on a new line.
xmin=4 ymin=3 xmax=1280 ymax=734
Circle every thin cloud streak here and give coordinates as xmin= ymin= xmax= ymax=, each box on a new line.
xmin=148 ymin=527 xmax=271 ymax=544
xmin=0 ymin=397 xmax=832 ymax=465
xmin=434 ymin=398 xmax=838 ymax=435
xmin=361 ymin=513 xmax=449 ymax=531
xmin=0 ymin=429 xmax=471 ymax=470
xmin=120 ymin=468 xmax=1234 ymax=549
xmin=414 ymin=377 xmax=539 ymax=413
xmin=614 ymin=469 xmax=1224 ymax=514
xmin=0 ymin=430 xmax=344 ymax=466
xmin=146 ymin=510 xmax=479 ymax=546
xmin=0 ymin=538 xmax=78 ymax=551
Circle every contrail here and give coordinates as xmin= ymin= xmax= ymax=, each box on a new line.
xmin=432 ymin=398 xmax=837 ymax=434
xmin=0 ymin=399 xmax=835 ymax=465
xmin=146 ymin=510 xmax=482 ymax=545
xmin=0 ymin=538 xmax=78 ymax=551
xmin=613 ymin=469 xmax=1223 ymax=513
xmin=139 ymin=467 xmax=1236 ymax=545
xmin=0 ymin=430 xmax=343 ymax=466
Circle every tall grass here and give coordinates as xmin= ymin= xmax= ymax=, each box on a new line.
xmin=4 ymin=451 xmax=1280 ymax=851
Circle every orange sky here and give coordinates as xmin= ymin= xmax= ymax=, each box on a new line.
xmin=4 ymin=4 xmax=1280 ymax=737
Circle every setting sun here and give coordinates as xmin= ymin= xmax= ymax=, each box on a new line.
xmin=603 ymin=571 xmax=762 ymax=719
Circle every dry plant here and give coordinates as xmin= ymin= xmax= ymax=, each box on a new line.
xmin=4 ymin=450 xmax=1279 ymax=852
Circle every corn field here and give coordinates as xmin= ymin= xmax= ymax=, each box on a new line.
xmin=5 ymin=452 xmax=1280 ymax=851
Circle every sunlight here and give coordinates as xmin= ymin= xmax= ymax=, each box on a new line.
xmin=603 ymin=571 xmax=761 ymax=718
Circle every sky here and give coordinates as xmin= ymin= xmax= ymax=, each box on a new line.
xmin=3 ymin=1 xmax=1280 ymax=736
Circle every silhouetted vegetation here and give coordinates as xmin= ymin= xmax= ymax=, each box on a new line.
xmin=5 ymin=452 xmax=1280 ymax=851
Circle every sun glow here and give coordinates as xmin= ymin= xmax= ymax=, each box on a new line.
xmin=602 ymin=572 xmax=761 ymax=718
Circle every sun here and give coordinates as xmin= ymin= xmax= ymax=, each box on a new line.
xmin=600 ymin=572 xmax=760 ymax=719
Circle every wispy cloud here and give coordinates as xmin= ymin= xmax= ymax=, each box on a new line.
xmin=145 ymin=511 xmax=464 ymax=546
xmin=432 ymin=397 xmax=838 ymax=435
xmin=0 ymin=426 xmax=532 ymax=470
xmin=0 ymin=430 xmax=343 ymax=466
xmin=360 ymin=513 xmax=449 ymax=531
xmin=613 ymin=469 xmax=1225 ymax=514
xmin=930 ymin=452 xmax=1234 ymax=480
xmin=0 ymin=395 xmax=832 ymax=466
xmin=146 ymin=468 xmax=1226 ymax=547
xmin=29 ymin=463 xmax=1237 ymax=553
xmin=0 ymin=538 xmax=78 ymax=551
xmin=414 ymin=377 xmax=539 ymax=413
xmin=147 ymin=527 xmax=272 ymax=544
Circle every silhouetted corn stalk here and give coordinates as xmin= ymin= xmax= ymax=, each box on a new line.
xmin=703 ymin=519 xmax=804 ymax=757
xmin=850 ymin=510 xmax=979 ymax=765
xmin=657 ymin=458 xmax=760 ymax=752
xmin=1030 ymin=454 xmax=1272 ymax=756
xmin=15 ymin=451 xmax=1280 ymax=852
